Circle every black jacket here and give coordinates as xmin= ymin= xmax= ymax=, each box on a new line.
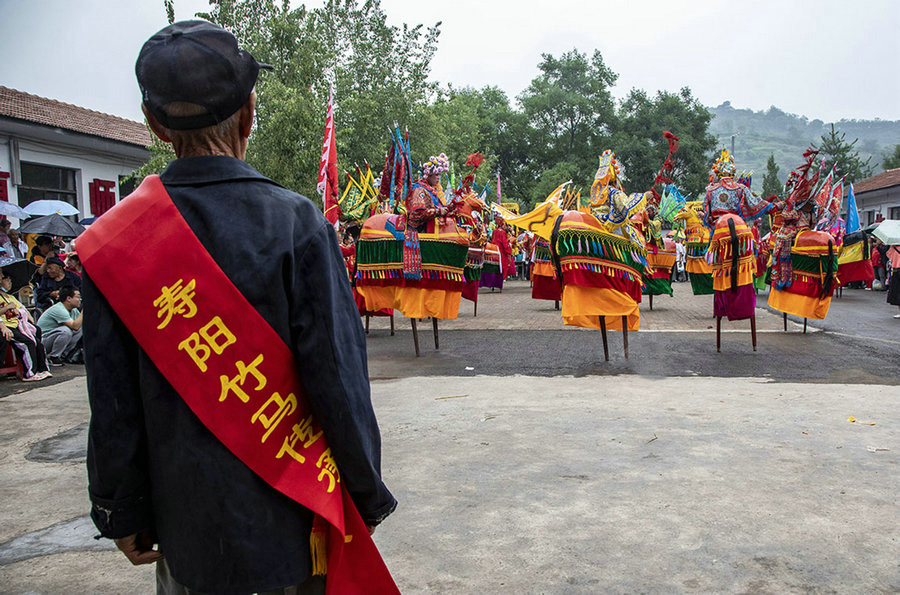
xmin=35 ymin=269 xmax=81 ymax=309
xmin=84 ymin=156 xmax=395 ymax=593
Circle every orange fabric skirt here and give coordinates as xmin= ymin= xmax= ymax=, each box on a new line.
xmin=686 ymin=258 xmax=712 ymax=274
xmin=768 ymin=288 xmax=832 ymax=320
xmin=357 ymin=286 xmax=461 ymax=320
xmin=561 ymin=285 xmax=640 ymax=331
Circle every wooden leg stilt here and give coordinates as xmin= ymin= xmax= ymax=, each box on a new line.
xmin=649 ymin=294 xmax=653 ymax=311
xmin=390 ymin=314 xmax=395 ymax=336
xmin=783 ymin=312 xmax=788 ymax=332
xmin=365 ymin=315 xmax=370 ymax=334
xmin=622 ymin=316 xmax=629 ymax=359
xmin=432 ymin=317 xmax=439 ymax=349
xmin=411 ymin=318 xmax=420 ymax=357
xmin=473 ymin=299 xmax=477 ymax=317
xmin=555 ymin=300 xmax=560 ymax=311
xmin=750 ymin=315 xmax=757 ymax=352
xmin=599 ymin=316 xmax=609 ymax=361
xmin=803 ymin=318 xmax=807 ymax=334
xmin=716 ymin=316 xmax=722 ymax=353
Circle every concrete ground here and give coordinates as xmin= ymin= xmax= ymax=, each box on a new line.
xmin=1 ymin=282 xmax=898 ymax=593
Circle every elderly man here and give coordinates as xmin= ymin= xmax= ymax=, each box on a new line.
xmin=36 ymin=285 xmax=82 ymax=365
xmin=80 ymin=20 xmax=396 ymax=594
xmin=35 ymin=256 xmax=81 ymax=311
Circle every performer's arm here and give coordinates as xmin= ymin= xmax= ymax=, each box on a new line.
xmin=290 ymin=220 xmax=397 ymax=526
xmin=82 ymin=270 xmax=156 ymax=541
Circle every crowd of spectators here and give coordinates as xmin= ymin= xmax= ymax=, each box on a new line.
xmin=0 ymin=226 xmax=84 ymax=382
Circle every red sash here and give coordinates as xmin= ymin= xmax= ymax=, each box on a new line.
xmin=78 ymin=175 xmax=398 ymax=594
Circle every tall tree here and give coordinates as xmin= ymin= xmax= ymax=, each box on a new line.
xmin=813 ymin=123 xmax=873 ymax=183
xmin=883 ymin=144 xmax=900 ymax=170
xmin=613 ymin=87 xmax=716 ymax=198
xmin=519 ymin=50 xmax=617 ymax=167
xmin=761 ymin=153 xmax=781 ymax=199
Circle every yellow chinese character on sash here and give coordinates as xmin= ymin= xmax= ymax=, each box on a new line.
xmin=219 ymin=354 xmax=266 ymax=403
xmin=178 ymin=316 xmax=236 ymax=372
xmin=154 ymin=279 xmax=198 ymax=329
xmin=316 ymin=448 xmax=341 ymax=493
xmin=251 ymin=392 xmax=297 ymax=443
xmin=276 ymin=414 xmax=324 ymax=463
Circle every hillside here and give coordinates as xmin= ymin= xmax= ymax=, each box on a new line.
xmin=708 ymin=102 xmax=900 ymax=191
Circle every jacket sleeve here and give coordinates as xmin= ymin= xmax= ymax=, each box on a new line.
xmin=288 ymin=220 xmax=397 ymax=526
xmin=82 ymin=269 xmax=155 ymax=538
xmin=35 ymin=277 xmax=54 ymax=306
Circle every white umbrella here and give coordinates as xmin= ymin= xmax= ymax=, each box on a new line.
xmin=0 ymin=202 xmax=31 ymax=219
xmin=23 ymin=200 xmax=80 ymax=217
xmin=872 ymin=219 xmax=900 ymax=246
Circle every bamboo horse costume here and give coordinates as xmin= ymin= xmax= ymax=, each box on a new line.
xmin=356 ymin=153 xmax=469 ymax=354
xmin=767 ymin=150 xmax=839 ymax=326
xmin=676 ymin=201 xmax=713 ymax=295
xmin=702 ymin=149 xmax=774 ymax=351
xmin=551 ymin=151 xmax=650 ymax=359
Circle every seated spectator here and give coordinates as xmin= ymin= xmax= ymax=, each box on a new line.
xmin=0 ymin=269 xmax=51 ymax=381
xmin=0 ymin=219 xmax=11 ymax=250
xmin=30 ymin=235 xmax=58 ymax=281
xmin=35 ymin=257 xmax=81 ymax=311
xmin=37 ymin=286 xmax=82 ymax=366
xmin=2 ymin=229 xmax=28 ymax=259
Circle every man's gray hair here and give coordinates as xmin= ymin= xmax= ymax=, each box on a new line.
xmin=160 ymin=102 xmax=240 ymax=140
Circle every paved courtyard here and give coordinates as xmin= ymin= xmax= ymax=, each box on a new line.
xmin=0 ymin=282 xmax=897 ymax=593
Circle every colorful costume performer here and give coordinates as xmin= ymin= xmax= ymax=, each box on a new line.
xmin=702 ymin=149 xmax=773 ymax=322
xmin=356 ymin=154 xmax=469 ymax=320
xmin=552 ymin=151 xmax=649 ymax=332
xmin=767 ymin=151 xmax=839 ymax=320
xmin=676 ymin=201 xmax=713 ymax=294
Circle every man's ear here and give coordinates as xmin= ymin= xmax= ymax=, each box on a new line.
xmin=142 ymin=104 xmax=172 ymax=143
xmin=239 ymin=92 xmax=257 ymax=139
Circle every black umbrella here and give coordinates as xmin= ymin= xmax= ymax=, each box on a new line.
xmin=18 ymin=213 xmax=86 ymax=238
xmin=0 ymin=257 xmax=38 ymax=293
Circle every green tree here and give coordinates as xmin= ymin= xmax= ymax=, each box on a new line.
xmin=519 ymin=50 xmax=617 ymax=173
xmin=883 ymin=144 xmax=900 ymax=170
xmin=761 ymin=153 xmax=781 ymax=199
xmin=612 ymin=87 xmax=716 ymax=198
xmin=813 ymin=123 xmax=873 ymax=183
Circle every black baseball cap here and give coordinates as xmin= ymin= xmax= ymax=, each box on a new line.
xmin=136 ymin=20 xmax=272 ymax=130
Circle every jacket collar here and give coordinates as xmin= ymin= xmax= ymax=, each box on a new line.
xmin=160 ymin=156 xmax=282 ymax=188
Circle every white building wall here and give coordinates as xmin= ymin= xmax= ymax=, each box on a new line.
xmin=0 ymin=135 xmax=142 ymax=226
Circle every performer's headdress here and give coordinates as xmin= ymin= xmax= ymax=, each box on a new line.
xmin=422 ymin=153 xmax=450 ymax=176
xmin=785 ymin=149 xmax=821 ymax=212
xmin=594 ymin=150 xmax=622 ymax=188
xmin=710 ymin=148 xmax=736 ymax=181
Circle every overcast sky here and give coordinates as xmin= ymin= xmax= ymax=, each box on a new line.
xmin=2 ymin=0 xmax=898 ymax=124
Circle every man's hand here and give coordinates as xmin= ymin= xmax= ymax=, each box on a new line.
xmin=114 ymin=531 xmax=164 ymax=565
xmin=0 ymin=326 xmax=12 ymax=341
xmin=366 ymin=524 xmax=377 ymax=536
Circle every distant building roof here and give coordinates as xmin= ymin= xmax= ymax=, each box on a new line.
xmin=847 ymin=168 xmax=900 ymax=195
xmin=0 ymin=86 xmax=151 ymax=147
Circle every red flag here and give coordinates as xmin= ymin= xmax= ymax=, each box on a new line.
xmin=317 ymin=86 xmax=340 ymax=225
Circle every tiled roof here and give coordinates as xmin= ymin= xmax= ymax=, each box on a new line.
xmin=0 ymin=86 xmax=151 ymax=147
xmin=846 ymin=168 xmax=900 ymax=195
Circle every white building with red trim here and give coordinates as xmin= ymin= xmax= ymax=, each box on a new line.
xmin=0 ymin=86 xmax=150 ymax=224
